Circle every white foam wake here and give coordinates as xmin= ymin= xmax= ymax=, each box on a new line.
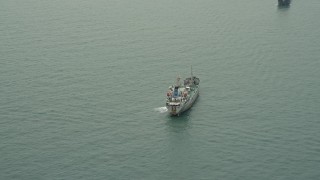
xmin=154 ymin=106 xmax=168 ymax=113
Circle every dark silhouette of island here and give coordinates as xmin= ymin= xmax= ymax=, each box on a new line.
xmin=278 ymin=0 xmax=291 ymax=7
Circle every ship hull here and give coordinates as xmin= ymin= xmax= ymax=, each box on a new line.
xmin=167 ymin=86 xmax=199 ymax=116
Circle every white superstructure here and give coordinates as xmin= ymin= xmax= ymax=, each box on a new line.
xmin=165 ymin=70 xmax=200 ymax=116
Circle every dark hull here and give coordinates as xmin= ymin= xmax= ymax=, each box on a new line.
xmin=278 ymin=0 xmax=291 ymax=6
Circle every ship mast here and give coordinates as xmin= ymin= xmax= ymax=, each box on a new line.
xmin=191 ymin=65 xmax=193 ymax=78
xmin=176 ymin=75 xmax=181 ymax=87
xmin=190 ymin=66 xmax=194 ymax=85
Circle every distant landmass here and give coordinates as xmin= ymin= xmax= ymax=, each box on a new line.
xmin=278 ymin=0 xmax=291 ymax=6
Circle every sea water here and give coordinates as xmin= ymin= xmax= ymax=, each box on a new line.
xmin=1 ymin=0 xmax=320 ymax=179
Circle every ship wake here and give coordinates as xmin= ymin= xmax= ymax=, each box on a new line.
xmin=154 ymin=107 xmax=168 ymax=113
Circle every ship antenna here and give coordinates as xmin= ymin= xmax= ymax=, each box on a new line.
xmin=191 ymin=65 xmax=193 ymax=77
xmin=176 ymin=75 xmax=181 ymax=87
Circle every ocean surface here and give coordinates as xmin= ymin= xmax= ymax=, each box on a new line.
xmin=1 ymin=0 xmax=320 ymax=179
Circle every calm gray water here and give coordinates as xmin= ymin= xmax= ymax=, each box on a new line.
xmin=1 ymin=0 xmax=320 ymax=179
